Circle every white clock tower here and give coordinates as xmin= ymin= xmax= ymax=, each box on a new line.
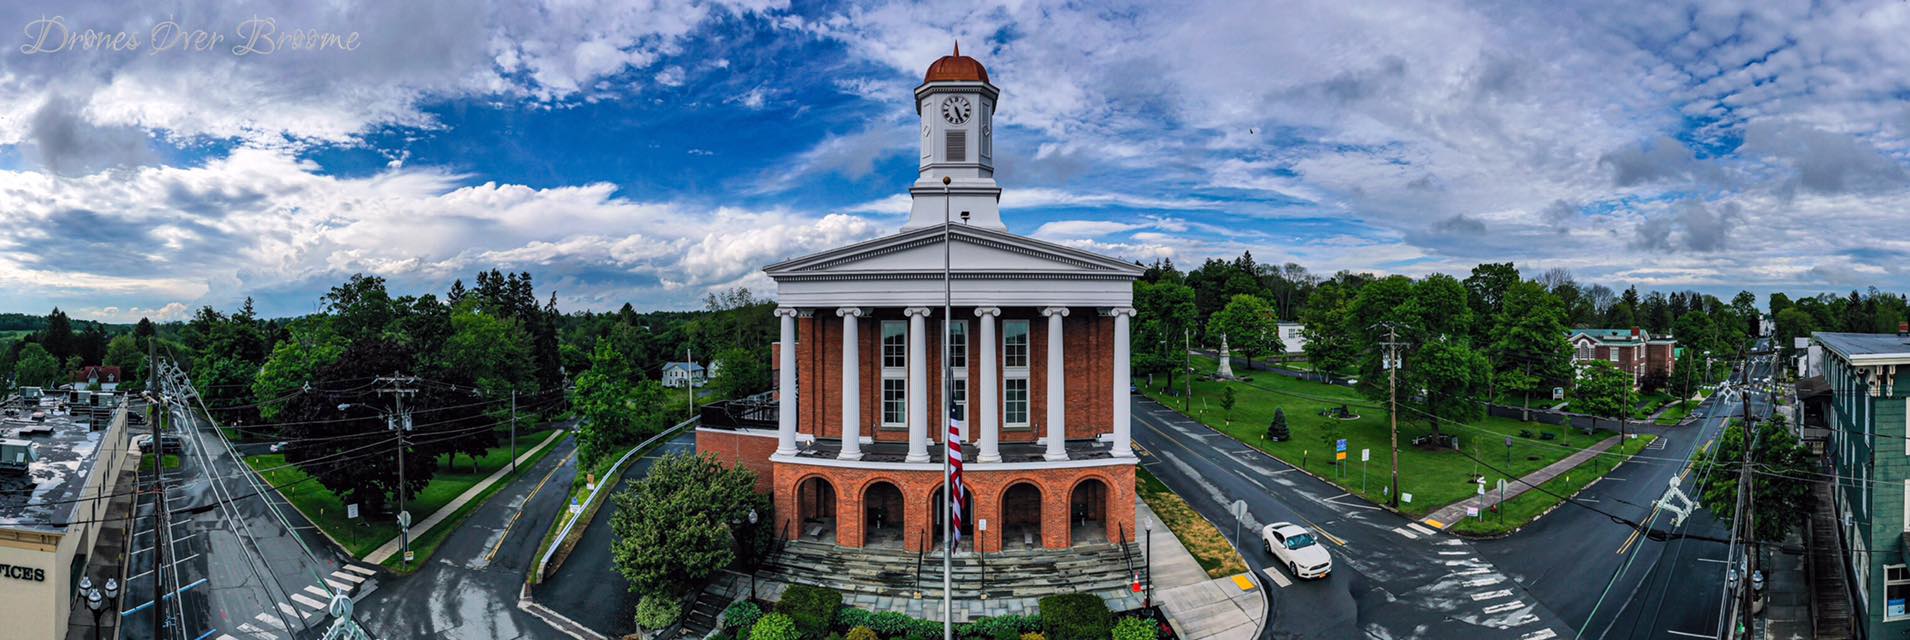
xmin=904 ymin=43 xmax=1004 ymax=231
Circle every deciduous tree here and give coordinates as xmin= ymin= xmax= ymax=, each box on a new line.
xmin=608 ymin=452 xmax=771 ymax=596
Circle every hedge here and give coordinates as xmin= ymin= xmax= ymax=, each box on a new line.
xmin=779 ymin=584 xmax=843 ymax=639
xmin=724 ymin=601 xmax=764 ymax=632
xmin=752 ymin=614 xmax=802 ymax=640
xmin=1036 ymin=594 xmax=1111 ymax=640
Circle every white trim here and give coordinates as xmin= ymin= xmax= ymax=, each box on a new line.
xmin=771 ymin=453 xmax=1136 ymax=472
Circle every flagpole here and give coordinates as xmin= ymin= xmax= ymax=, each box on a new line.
xmin=940 ymin=175 xmax=953 ymax=639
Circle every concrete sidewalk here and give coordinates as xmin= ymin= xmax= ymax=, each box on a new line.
xmin=1136 ymin=500 xmax=1266 ymax=640
xmin=1421 ymin=434 xmax=1620 ymax=530
xmin=365 ymin=429 xmax=564 ymax=564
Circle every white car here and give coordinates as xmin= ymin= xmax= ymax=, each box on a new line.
xmin=1261 ymin=522 xmax=1332 ymax=579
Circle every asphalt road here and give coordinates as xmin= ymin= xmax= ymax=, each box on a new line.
xmin=1481 ymin=348 xmax=1778 ymax=640
xmin=1134 ymin=396 xmax=1575 ymax=639
xmin=536 ymin=430 xmax=697 ymax=636
xmin=353 ymin=429 xmax=581 ymax=639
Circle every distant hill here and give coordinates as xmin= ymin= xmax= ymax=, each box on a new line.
xmin=0 ymin=312 xmax=128 ymax=333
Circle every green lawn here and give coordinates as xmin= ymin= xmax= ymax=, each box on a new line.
xmin=1654 ymin=400 xmax=1699 ymax=426
xmin=244 ymin=428 xmax=562 ymax=562
xmin=1137 ymin=468 xmax=1245 ymax=579
xmin=1142 ymin=356 xmax=1604 ymax=518
xmin=141 ymin=454 xmax=181 ymax=471
xmin=1448 ymin=434 xmax=1656 ymax=536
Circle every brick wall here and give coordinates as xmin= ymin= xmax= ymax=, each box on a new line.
xmin=772 ymin=460 xmax=1136 ymax=553
xmin=696 ymin=428 xmax=779 ymax=493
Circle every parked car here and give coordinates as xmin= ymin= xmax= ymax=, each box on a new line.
xmin=155 ymin=435 xmax=185 ymax=454
xmin=270 ymin=441 xmax=288 ymax=453
xmin=1261 ymin=522 xmax=1332 ymax=579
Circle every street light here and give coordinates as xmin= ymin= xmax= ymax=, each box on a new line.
xmin=747 ymin=508 xmax=759 ymax=600
xmin=84 ymin=577 xmax=115 ymax=640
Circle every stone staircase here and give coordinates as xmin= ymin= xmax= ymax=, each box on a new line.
xmin=1806 ymin=480 xmax=1852 ymax=639
xmin=761 ymin=540 xmax=1143 ymax=601
xmin=678 ymin=586 xmax=736 ymax=638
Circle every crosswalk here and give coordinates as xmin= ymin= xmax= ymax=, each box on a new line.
xmin=215 ymin=564 xmax=378 ymax=640
xmin=1426 ymin=539 xmax=1559 ymax=637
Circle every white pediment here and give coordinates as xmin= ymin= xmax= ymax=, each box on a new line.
xmin=765 ymin=224 xmax=1141 ymax=278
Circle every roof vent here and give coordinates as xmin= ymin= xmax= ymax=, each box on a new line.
xmin=1899 ymin=322 xmax=1908 ymax=343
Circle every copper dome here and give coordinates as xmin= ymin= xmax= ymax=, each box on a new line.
xmin=923 ymin=42 xmax=990 ymax=84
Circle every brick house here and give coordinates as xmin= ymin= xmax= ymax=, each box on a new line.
xmin=697 ymin=48 xmax=1140 ymax=555
xmin=1567 ymin=328 xmax=1676 ymax=385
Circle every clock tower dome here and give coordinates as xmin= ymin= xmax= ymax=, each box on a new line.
xmin=904 ymin=43 xmax=1004 ymax=231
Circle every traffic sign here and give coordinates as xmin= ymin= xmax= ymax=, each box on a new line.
xmin=1336 ymin=450 xmax=1346 ymax=461
xmin=346 ymin=504 xmax=359 ymax=519
xmin=397 ymin=510 xmax=412 ymax=529
xmin=1335 ymin=439 xmax=1347 ymax=452
xmin=1230 ymin=499 xmax=1250 ymax=522
xmin=1361 ymin=448 xmax=1369 ymax=462
xmin=568 ymin=498 xmax=582 ymax=515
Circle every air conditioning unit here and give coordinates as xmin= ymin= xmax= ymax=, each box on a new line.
xmin=0 ymin=439 xmax=36 ymax=474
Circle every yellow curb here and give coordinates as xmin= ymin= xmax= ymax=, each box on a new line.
xmin=1422 ymin=518 xmax=1446 ymax=529
xmin=1230 ymin=574 xmax=1256 ymax=591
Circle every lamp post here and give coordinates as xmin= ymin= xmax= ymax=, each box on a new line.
xmin=747 ymin=507 xmax=759 ymax=601
xmin=85 ymin=577 xmax=115 ymax=640
xmin=1143 ymin=524 xmax=1153 ymax=609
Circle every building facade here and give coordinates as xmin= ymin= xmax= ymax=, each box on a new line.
xmin=1568 ymin=328 xmax=1676 ymax=383
xmin=0 ymin=395 xmax=134 ymax=639
xmin=662 ymin=362 xmax=707 ymax=388
xmin=1814 ymin=332 xmax=1910 ymax=639
xmin=1276 ymin=321 xmax=1306 ymax=356
xmin=697 ymin=47 xmax=1141 ymax=554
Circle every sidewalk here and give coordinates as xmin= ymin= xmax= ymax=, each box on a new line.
xmin=365 ymin=429 xmax=563 ymax=564
xmin=1421 ymin=435 xmax=1620 ymax=529
xmin=1136 ymin=500 xmax=1266 ymax=640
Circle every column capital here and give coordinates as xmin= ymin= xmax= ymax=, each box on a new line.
xmin=903 ymin=306 xmax=934 ymax=318
xmin=1040 ymin=306 xmax=1070 ymax=317
xmin=774 ymin=307 xmax=801 ymax=318
xmin=1104 ymin=307 xmax=1137 ymax=318
xmin=973 ymin=306 xmax=1002 ymax=318
xmin=836 ymin=307 xmax=866 ymax=317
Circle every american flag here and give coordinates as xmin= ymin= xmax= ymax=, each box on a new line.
xmin=947 ymin=414 xmax=967 ymax=546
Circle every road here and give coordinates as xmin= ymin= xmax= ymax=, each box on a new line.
xmin=1134 ymin=397 xmax=1574 ymax=639
xmin=353 ymin=429 xmax=580 ymax=639
xmin=535 ymin=430 xmax=698 ymax=636
xmin=1482 ymin=346 xmax=1778 ymax=639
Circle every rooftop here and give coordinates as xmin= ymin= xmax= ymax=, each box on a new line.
xmin=1815 ymin=332 xmax=1910 ymax=363
xmin=790 ymin=437 xmax=1120 ymax=464
xmin=0 ymin=395 xmax=121 ymax=534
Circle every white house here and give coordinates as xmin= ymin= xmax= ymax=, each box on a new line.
xmin=661 ymin=362 xmax=707 ymax=388
xmin=1276 ymin=321 xmax=1306 ymax=355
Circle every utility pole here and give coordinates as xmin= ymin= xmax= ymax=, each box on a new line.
xmin=1378 ymin=323 xmax=1405 ymax=509
xmin=377 ymin=375 xmax=419 ymax=568
xmin=1183 ymin=327 xmax=1192 ymax=411
xmin=510 ymin=390 xmax=518 ymax=472
xmin=151 ymin=376 xmax=166 ymax=640
xmin=1738 ymin=344 xmax=1758 ymax=638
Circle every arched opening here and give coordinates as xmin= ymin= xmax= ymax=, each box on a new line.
xmin=1001 ymin=482 xmax=1044 ymax=551
xmin=928 ymin=485 xmax=976 ymax=550
xmin=1069 ymin=478 xmax=1109 ymax=545
xmin=862 ymin=481 xmax=906 ymax=549
xmin=797 ymin=476 xmax=837 ymax=545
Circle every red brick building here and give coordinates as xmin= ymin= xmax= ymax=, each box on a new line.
xmin=697 ymin=48 xmax=1141 ymax=555
xmin=1568 ymin=327 xmax=1677 ymax=384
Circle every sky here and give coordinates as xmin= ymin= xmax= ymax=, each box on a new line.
xmin=3 ymin=0 xmax=1909 ymax=322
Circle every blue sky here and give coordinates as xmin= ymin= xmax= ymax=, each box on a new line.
xmin=2 ymin=0 xmax=1908 ymax=322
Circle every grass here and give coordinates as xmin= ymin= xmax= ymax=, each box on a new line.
xmin=1137 ymin=468 xmax=1246 ymax=579
xmin=1655 ymin=400 xmax=1698 ymax=426
xmin=1447 ymin=434 xmax=1657 ymax=536
xmin=386 ymin=432 xmax=566 ymax=573
xmin=1141 ymin=356 xmax=1598 ymax=517
xmin=243 ymin=428 xmax=562 ymax=562
xmin=141 ymin=454 xmax=181 ymax=471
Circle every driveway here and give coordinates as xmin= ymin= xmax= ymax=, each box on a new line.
xmin=535 ymin=430 xmax=697 ymax=636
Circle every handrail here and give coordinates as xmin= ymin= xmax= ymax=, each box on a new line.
xmin=535 ymin=414 xmax=697 ymax=581
xmin=914 ymin=526 xmax=928 ymax=595
xmin=1117 ymin=524 xmax=1135 ymax=585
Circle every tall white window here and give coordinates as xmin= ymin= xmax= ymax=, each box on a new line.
xmin=949 ymin=321 xmax=968 ymax=419
xmin=882 ymin=321 xmax=907 ymax=427
xmin=1888 ymin=565 xmax=1910 ymax=620
xmin=1004 ymin=320 xmax=1030 ymax=428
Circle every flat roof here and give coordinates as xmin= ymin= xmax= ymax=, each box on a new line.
xmin=1815 ymin=332 xmax=1910 ymax=365
xmin=0 ymin=395 xmax=118 ymax=534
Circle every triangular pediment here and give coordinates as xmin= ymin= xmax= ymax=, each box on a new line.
xmin=765 ymin=224 xmax=1143 ymax=278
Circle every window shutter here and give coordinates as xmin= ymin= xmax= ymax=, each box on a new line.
xmin=946 ymin=130 xmax=966 ymax=162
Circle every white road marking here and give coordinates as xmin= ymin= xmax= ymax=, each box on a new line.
xmin=1520 ymin=629 xmax=1558 ymax=639
xmin=255 ymin=612 xmax=287 ymax=629
xmin=1696 ymin=557 xmax=1729 ymax=564
xmin=1391 ymin=527 xmax=1419 ymax=540
xmin=1455 ymin=568 xmax=1492 ymax=576
xmin=343 ymin=564 xmax=377 ymax=576
xmin=1471 ymin=589 xmax=1514 ymax=601
xmin=1406 ymin=523 xmax=1436 ymax=536
xmin=1482 ymin=601 xmax=1524 ymax=614
xmin=1438 ymin=550 xmax=1470 ymax=556
xmin=278 ymin=602 xmax=301 ymax=621
xmin=303 ymin=585 xmax=328 ymax=599
xmin=291 ymin=593 xmax=326 ymax=610
xmin=330 ymin=570 xmax=366 ymax=583
xmin=1262 ymin=567 xmax=1292 ymax=588
xmin=1665 ymin=631 xmax=1712 ymax=638
xmin=1463 ymin=576 xmax=1505 ymax=587
xmin=324 ymin=578 xmax=352 ymax=592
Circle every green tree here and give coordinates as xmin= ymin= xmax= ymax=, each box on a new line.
xmin=1464 ymin=262 xmax=1520 ymax=345
xmin=1488 ymin=281 xmax=1573 ymax=420
xmin=708 ymin=346 xmax=770 ymax=401
xmin=103 ymin=334 xmax=143 ymax=388
xmin=440 ymin=300 xmax=538 ymax=401
xmin=40 ymin=308 xmax=74 ymax=365
xmin=1206 ymin=294 xmax=1281 ymax=369
xmin=251 ymin=323 xmax=345 ymax=422
xmin=1407 ymin=339 xmax=1490 ymax=435
xmin=14 ymin=343 xmax=59 ymax=387
xmin=572 ymin=342 xmax=673 ymax=466
xmin=1220 ymin=386 xmax=1237 ymax=425
xmin=1267 ymin=408 xmax=1290 ymax=441
xmin=1574 ymin=360 xmax=1632 ymax=438
xmin=1694 ymin=415 xmax=1813 ymax=547
xmin=608 ymin=452 xmax=771 ymax=596
xmin=1133 ymin=281 xmax=1196 ymax=391
xmin=1299 ymin=280 xmax=1357 ymax=378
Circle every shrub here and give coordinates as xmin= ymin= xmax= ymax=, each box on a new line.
xmin=963 ymin=615 xmax=1040 ymax=640
xmin=1266 ymin=409 xmax=1290 ymax=442
xmin=905 ymin=618 xmax=944 ymax=640
xmin=846 ymin=626 xmax=879 ymax=640
xmin=1111 ymin=618 xmax=1155 ymax=640
xmin=869 ymin=611 xmax=914 ymax=637
xmin=1019 ymin=634 xmax=1046 ymax=640
xmin=836 ymin=607 xmax=874 ymax=631
xmin=1518 ymin=429 xmax=1534 ymax=439
xmin=723 ymin=601 xmax=764 ymax=632
xmin=635 ymin=594 xmax=683 ymax=631
xmin=752 ymin=614 xmax=802 ymax=640
xmin=778 ymin=584 xmax=843 ymax=639
xmin=1037 ymin=594 xmax=1111 ymax=640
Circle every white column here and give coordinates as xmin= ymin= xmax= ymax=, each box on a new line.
xmin=837 ymin=307 xmax=864 ymax=460
xmin=905 ymin=307 xmax=933 ymax=463
xmin=975 ymin=307 xmax=1002 ymax=463
xmin=1042 ymin=306 xmax=1070 ymax=461
xmin=1111 ymin=308 xmax=1136 ymax=457
xmin=775 ymin=308 xmax=800 ymax=456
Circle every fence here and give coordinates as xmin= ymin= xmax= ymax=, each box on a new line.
xmin=534 ymin=414 xmax=699 ymax=581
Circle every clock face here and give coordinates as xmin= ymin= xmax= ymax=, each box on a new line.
xmin=941 ymin=95 xmax=972 ymax=125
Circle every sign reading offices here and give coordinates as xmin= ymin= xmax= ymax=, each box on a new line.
xmin=0 ymin=564 xmax=45 ymax=582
